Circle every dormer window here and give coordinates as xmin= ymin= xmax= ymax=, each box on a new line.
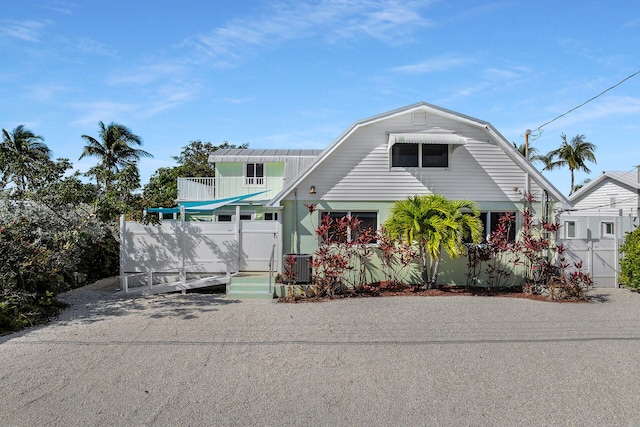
xmin=245 ymin=163 xmax=264 ymax=186
xmin=388 ymin=128 xmax=465 ymax=169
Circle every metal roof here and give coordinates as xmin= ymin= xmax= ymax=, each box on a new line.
xmin=570 ymin=170 xmax=640 ymax=202
xmin=209 ymin=149 xmax=323 ymax=163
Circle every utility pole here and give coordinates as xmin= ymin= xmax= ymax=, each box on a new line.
xmin=525 ymin=129 xmax=531 ymax=195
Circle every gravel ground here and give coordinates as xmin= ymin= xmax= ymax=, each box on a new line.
xmin=1 ymin=281 xmax=640 ymax=426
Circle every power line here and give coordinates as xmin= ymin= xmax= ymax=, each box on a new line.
xmin=529 ymin=69 xmax=640 ymax=140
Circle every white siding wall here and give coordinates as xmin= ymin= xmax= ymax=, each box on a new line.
xmin=571 ymin=179 xmax=639 ymax=216
xmin=293 ymin=109 xmax=540 ymax=202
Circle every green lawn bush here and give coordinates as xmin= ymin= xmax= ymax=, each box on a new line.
xmin=620 ymin=227 xmax=640 ymax=290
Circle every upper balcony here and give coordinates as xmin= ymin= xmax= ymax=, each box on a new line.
xmin=177 ymin=176 xmax=285 ymax=202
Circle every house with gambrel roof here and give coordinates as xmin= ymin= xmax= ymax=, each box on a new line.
xmin=266 ymin=102 xmax=570 ymax=285
xmin=123 ymin=102 xmax=573 ymax=295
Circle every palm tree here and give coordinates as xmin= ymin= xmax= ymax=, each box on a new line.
xmin=512 ymin=141 xmax=543 ymax=163
xmin=79 ymin=121 xmax=152 ymax=190
xmin=541 ymin=133 xmax=596 ymax=196
xmin=384 ymin=194 xmax=483 ymax=288
xmin=0 ymin=125 xmax=52 ymax=191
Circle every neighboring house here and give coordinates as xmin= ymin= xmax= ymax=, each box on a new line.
xmin=265 ymin=102 xmax=570 ymax=285
xmin=559 ymin=170 xmax=640 ymax=287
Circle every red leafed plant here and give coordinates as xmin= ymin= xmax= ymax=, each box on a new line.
xmin=465 ymin=193 xmax=592 ymax=300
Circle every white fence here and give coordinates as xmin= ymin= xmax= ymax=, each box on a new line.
xmin=120 ymin=215 xmax=281 ymax=287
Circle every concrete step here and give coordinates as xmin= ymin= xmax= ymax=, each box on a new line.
xmin=227 ymin=282 xmax=275 ymax=299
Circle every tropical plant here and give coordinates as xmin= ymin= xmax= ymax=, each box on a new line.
xmin=384 ymin=194 xmax=483 ymax=288
xmin=572 ymin=178 xmax=592 ymax=193
xmin=619 ymin=227 xmax=640 ymax=290
xmin=512 ymin=141 xmax=544 ymax=163
xmin=0 ymin=125 xmax=52 ymax=192
xmin=376 ymin=226 xmax=418 ymax=288
xmin=541 ymin=133 xmax=597 ymax=196
xmin=309 ymin=213 xmax=376 ymax=296
xmin=80 ymin=121 xmax=152 ymax=191
xmin=172 ymin=140 xmax=248 ymax=172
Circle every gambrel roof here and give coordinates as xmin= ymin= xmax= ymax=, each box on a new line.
xmin=267 ymin=102 xmax=570 ymax=207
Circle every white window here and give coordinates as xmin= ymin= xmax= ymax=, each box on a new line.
xmin=319 ymin=211 xmax=378 ymax=243
xmin=602 ymin=222 xmax=614 ymax=237
xmin=245 ymin=163 xmax=265 ymax=186
xmin=391 ymin=143 xmax=449 ymax=168
xmin=565 ymin=221 xmax=576 ymax=238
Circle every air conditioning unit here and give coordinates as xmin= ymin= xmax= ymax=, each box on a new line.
xmin=284 ymin=254 xmax=312 ymax=283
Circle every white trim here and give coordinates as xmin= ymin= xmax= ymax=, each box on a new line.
xmin=565 ymin=220 xmax=577 ymax=239
xmin=601 ymin=221 xmax=615 ymax=238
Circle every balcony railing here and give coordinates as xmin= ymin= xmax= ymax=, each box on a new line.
xmin=177 ymin=177 xmax=216 ymax=201
xmin=177 ymin=176 xmax=284 ymax=201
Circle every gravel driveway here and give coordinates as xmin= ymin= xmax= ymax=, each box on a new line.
xmin=2 ymin=280 xmax=640 ymax=426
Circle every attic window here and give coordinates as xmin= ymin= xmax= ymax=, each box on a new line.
xmin=391 ymin=143 xmax=448 ymax=168
xmin=388 ymin=129 xmax=465 ymax=169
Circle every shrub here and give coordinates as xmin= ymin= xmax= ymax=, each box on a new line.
xmin=620 ymin=227 xmax=640 ymax=290
xmin=465 ymin=193 xmax=592 ymax=300
xmin=0 ymin=199 xmax=118 ymax=333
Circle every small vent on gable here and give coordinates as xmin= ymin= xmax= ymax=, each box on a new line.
xmin=412 ymin=111 xmax=427 ymax=127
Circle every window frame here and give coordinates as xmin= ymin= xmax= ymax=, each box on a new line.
xmin=601 ymin=221 xmax=614 ymax=238
xmin=477 ymin=211 xmax=517 ymax=243
xmin=565 ymin=220 xmax=577 ymax=239
xmin=244 ymin=163 xmax=265 ymax=186
xmin=319 ymin=210 xmax=378 ymax=244
xmin=390 ymin=143 xmax=450 ymax=169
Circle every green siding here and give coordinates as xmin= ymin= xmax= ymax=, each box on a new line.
xmin=281 ymin=198 xmax=557 ymax=287
xmin=214 ymin=162 xmax=285 ymax=200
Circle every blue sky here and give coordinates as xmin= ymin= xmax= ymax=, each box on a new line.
xmin=2 ymin=0 xmax=639 ymax=196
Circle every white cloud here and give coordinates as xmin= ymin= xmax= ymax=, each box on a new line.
xmin=71 ymin=37 xmax=116 ymax=56
xmin=107 ymin=63 xmax=187 ymax=86
xmin=71 ymin=101 xmax=140 ymax=127
xmin=534 ymin=96 xmax=640 ymax=133
xmin=27 ymin=84 xmax=70 ymax=102
xmin=222 ymin=97 xmax=255 ymax=105
xmin=141 ymin=84 xmax=199 ymax=117
xmin=184 ymin=0 xmax=435 ymax=66
xmin=483 ymin=67 xmax=522 ymax=81
xmin=0 ymin=19 xmax=50 ymax=42
xmin=39 ymin=1 xmax=77 ymax=15
xmin=392 ymin=55 xmax=472 ymax=73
